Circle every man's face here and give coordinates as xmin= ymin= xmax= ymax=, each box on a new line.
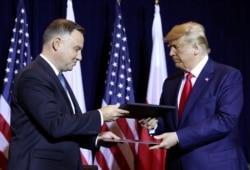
xmin=168 ymin=36 xmax=197 ymax=72
xmin=57 ymin=30 xmax=84 ymax=72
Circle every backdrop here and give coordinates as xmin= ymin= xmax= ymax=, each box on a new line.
xmin=0 ymin=0 xmax=249 ymax=162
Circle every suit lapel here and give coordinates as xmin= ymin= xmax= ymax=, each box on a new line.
xmin=167 ymin=72 xmax=183 ymax=128
xmin=175 ymin=77 xmax=183 ymax=128
xmin=181 ymin=59 xmax=214 ymax=120
xmin=37 ymin=56 xmax=77 ymax=114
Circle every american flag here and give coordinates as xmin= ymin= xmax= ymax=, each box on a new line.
xmin=0 ymin=0 xmax=32 ymax=169
xmin=94 ymin=1 xmax=138 ymax=170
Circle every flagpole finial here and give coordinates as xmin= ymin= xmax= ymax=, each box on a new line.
xmin=155 ymin=0 xmax=159 ymax=4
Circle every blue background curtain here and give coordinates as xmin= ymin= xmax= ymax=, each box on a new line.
xmin=1 ymin=0 xmax=249 ymax=162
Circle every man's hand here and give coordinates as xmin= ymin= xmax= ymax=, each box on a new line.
xmin=138 ymin=117 xmax=158 ymax=129
xmin=100 ymin=105 xmax=129 ymax=122
xmin=149 ymin=132 xmax=178 ymax=150
xmin=97 ymin=131 xmax=120 ymax=147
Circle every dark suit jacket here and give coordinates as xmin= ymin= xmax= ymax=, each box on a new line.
xmin=7 ymin=56 xmax=102 ymax=170
xmin=155 ymin=59 xmax=248 ymax=170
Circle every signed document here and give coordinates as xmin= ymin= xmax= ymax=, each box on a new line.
xmin=101 ymin=138 xmax=161 ymax=145
xmin=119 ymin=103 xmax=175 ymax=119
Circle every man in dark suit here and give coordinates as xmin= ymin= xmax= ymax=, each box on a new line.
xmin=140 ymin=21 xmax=248 ymax=170
xmin=7 ymin=19 xmax=129 ymax=170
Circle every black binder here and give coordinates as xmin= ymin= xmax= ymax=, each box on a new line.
xmin=119 ymin=103 xmax=175 ymax=119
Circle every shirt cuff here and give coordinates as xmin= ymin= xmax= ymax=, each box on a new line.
xmin=148 ymin=125 xmax=158 ymax=136
xmin=95 ymin=136 xmax=100 ymax=146
xmin=176 ymin=132 xmax=179 ymax=143
xmin=98 ymin=109 xmax=104 ymax=125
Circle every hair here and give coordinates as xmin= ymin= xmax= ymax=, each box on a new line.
xmin=42 ymin=18 xmax=85 ymax=44
xmin=164 ymin=21 xmax=211 ymax=53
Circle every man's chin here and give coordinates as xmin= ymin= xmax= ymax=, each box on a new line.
xmin=65 ymin=67 xmax=74 ymax=72
xmin=174 ymin=63 xmax=181 ymax=68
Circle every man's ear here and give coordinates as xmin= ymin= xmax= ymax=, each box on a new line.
xmin=193 ymin=43 xmax=199 ymax=55
xmin=52 ymin=38 xmax=61 ymax=51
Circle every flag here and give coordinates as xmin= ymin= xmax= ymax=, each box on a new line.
xmin=137 ymin=4 xmax=168 ymax=170
xmin=0 ymin=0 xmax=32 ymax=169
xmin=63 ymin=0 xmax=92 ymax=165
xmin=94 ymin=1 xmax=138 ymax=170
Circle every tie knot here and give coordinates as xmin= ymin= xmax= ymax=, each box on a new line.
xmin=186 ymin=72 xmax=193 ymax=80
xmin=58 ymin=73 xmax=64 ymax=81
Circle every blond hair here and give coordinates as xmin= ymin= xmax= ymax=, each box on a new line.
xmin=165 ymin=21 xmax=211 ymax=53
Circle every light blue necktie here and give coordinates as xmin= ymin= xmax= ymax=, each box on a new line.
xmin=57 ymin=73 xmax=75 ymax=113
xmin=58 ymin=73 xmax=68 ymax=92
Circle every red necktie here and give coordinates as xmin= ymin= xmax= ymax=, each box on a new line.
xmin=178 ymin=72 xmax=193 ymax=118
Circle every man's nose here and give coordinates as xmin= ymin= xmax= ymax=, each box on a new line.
xmin=76 ymin=52 xmax=82 ymax=61
xmin=169 ymin=49 xmax=175 ymax=57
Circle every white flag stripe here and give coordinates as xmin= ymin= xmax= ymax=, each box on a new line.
xmin=97 ymin=105 xmax=137 ymax=170
xmin=0 ymin=95 xmax=10 ymax=160
xmin=117 ymin=142 xmax=135 ymax=169
xmin=97 ymin=147 xmax=119 ymax=170
xmin=0 ymin=133 xmax=9 ymax=158
xmin=106 ymin=122 xmax=135 ymax=164
xmin=64 ymin=0 xmax=86 ymax=113
xmin=147 ymin=4 xmax=167 ymax=104
xmin=66 ymin=0 xmax=75 ymax=21
xmin=96 ymin=117 xmax=135 ymax=170
xmin=65 ymin=0 xmax=92 ymax=165
xmin=0 ymin=96 xmax=10 ymax=125
xmin=125 ymin=119 xmax=138 ymax=144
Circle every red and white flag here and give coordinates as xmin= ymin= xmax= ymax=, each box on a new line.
xmin=64 ymin=0 xmax=92 ymax=165
xmin=137 ymin=4 xmax=168 ymax=170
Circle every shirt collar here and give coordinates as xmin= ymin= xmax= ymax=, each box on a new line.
xmin=190 ymin=55 xmax=208 ymax=78
xmin=40 ymin=53 xmax=60 ymax=76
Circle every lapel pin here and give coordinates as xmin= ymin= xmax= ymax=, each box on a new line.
xmin=205 ymin=77 xmax=209 ymax=81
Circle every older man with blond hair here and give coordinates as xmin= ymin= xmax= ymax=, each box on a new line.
xmin=140 ymin=21 xmax=248 ymax=170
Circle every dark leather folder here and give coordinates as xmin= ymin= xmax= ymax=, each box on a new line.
xmin=119 ymin=103 xmax=175 ymax=119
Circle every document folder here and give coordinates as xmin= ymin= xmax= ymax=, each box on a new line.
xmin=101 ymin=138 xmax=161 ymax=145
xmin=119 ymin=103 xmax=175 ymax=119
